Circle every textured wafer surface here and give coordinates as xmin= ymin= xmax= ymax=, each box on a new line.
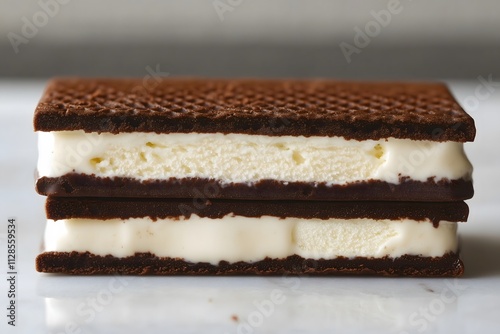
xmin=34 ymin=78 xmax=476 ymax=141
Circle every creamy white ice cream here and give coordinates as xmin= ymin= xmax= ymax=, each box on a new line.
xmin=37 ymin=131 xmax=472 ymax=185
xmin=43 ymin=215 xmax=458 ymax=264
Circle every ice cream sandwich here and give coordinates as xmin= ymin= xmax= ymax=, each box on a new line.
xmin=34 ymin=78 xmax=475 ymax=276
xmin=37 ymin=198 xmax=468 ymax=276
xmin=34 ymin=78 xmax=475 ymax=201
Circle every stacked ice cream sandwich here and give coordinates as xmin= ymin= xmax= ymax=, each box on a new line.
xmin=35 ymin=79 xmax=475 ymax=276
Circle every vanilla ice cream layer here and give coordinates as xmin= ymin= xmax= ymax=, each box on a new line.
xmin=44 ymin=216 xmax=458 ymax=264
xmin=37 ymin=131 xmax=472 ymax=185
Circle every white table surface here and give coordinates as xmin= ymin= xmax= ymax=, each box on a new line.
xmin=0 ymin=80 xmax=499 ymax=334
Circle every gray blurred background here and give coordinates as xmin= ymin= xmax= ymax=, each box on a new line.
xmin=1 ymin=0 xmax=499 ymax=79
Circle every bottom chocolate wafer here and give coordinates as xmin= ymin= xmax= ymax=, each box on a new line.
xmin=36 ymin=199 xmax=467 ymax=277
xmin=37 ymin=252 xmax=463 ymax=277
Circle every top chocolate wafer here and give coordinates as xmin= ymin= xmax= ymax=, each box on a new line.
xmin=34 ymin=78 xmax=475 ymax=141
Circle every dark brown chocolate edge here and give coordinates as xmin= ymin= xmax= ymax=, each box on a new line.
xmin=33 ymin=78 xmax=476 ymax=142
xmin=36 ymin=174 xmax=474 ymax=202
xmin=46 ymin=197 xmax=469 ymax=225
xmin=36 ymin=252 xmax=464 ymax=277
